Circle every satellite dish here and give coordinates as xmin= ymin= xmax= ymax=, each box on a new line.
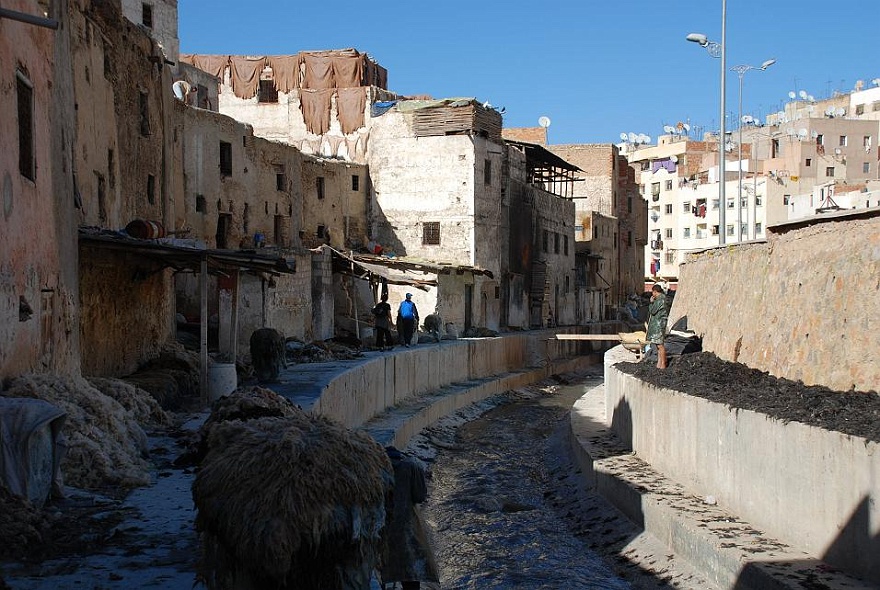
xmin=807 ymin=95 xmax=815 ymax=102
xmin=538 ymin=116 xmax=551 ymax=128
xmin=836 ymin=107 xmax=846 ymax=117
xmin=620 ymin=132 xmax=629 ymax=141
xmin=683 ymin=123 xmax=691 ymax=132
xmin=798 ymin=90 xmax=808 ymax=99
xmin=741 ymin=115 xmax=753 ymax=124
xmin=663 ymin=125 xmax=674 ymax=133
xmin=786 ymin=127 xmax=795 ymax=137
xmin=825 ymin=107 xmax=835 ymax=116
xmin=640 ymin=134 xmax=651 ymax=144
xmin=797 ymin=128 xmax=808 ymax=139
xmin=628 ymin=132 xmax=637 ymax=143
xmin=872 ymin=78 xmax=880 ymax=87
xmin=811 ymin=130 xmax=818 ymax=139
xmin=670 ymin=155 xmax=679 ymax=163
xmin=834 ymin=148 xmax=842 ymax=155
xmin=788 ymin=91 xmax=796 ymax=99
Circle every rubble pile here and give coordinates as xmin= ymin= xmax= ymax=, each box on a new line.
xmin=284 ymin=339 xmax=363 ymax=364
xmin=2 ymin=374 xmax=153 ymax=490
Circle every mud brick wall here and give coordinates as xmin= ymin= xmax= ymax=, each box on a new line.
xmin=670 ymin=214 xmax=880 ymax=392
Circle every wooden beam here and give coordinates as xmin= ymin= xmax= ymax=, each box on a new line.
xmin=553 ymin=334 xmax=623 ymax=341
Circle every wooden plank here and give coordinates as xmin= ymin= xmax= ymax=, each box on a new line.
xmin=553 ymin=334 xmax=623 ymax=341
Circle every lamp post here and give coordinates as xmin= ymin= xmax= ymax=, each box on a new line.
xmin=731 ymin=59 xmax=775 ymax=243
xmin=687 ymin=0 xmax=727 ymax=245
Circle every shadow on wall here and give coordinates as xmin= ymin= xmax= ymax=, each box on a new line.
xmin=368 ymin=194 xmax=409 ymax=257
xmin=734 ymin=496 xmax=880 ymax=587
xmin=610 ymin=396 xmax=634 ymax=451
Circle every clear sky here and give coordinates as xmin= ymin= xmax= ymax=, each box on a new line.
xmin=179 ymin=0 xmax=879 ymax=146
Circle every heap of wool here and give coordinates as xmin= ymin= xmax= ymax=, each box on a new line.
xmin=193 ymin=395 xmax=393 ymax=590
xmin=124 ymin=344 xmax=201 ymax=409
xmin=88 ymin=377 xmax=172 ymax=427
xmin=0 ymin=485 xmax=47 ymax=560
xmin=2 ymin=374 xmax=152 ymax=490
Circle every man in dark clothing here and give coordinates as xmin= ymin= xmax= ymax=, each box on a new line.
xmin=380 ymin=447 xmax=439 ymax=590
xmin=373 ymin=294 xmax=394 ymax=351
xmin=397 ymin=293 xmax=419 ymax=347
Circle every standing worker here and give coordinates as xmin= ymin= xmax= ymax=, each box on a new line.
xmin=397 ymin=293 xmax=419 ymax=347
xmin=646 ymin=283 xmax=669 ymax=369
xmin=373 ymin=294 xmax=394 ymax=351
xmin=379 ymin=447 xmax=440 ymax=590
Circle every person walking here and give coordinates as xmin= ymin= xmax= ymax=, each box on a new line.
xmin=379 ymin=447 xmax=440 ymax=590
xmin=397 ymin=293 xmax=419 ymax=347
xmin=646 ymin=283 xmax=669 ymax=369
xmin=372 ymin=294 xmax=394 ymax=351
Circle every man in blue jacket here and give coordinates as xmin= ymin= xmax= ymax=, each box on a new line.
xmin=397 ymin=293 xmax=419 ymax=347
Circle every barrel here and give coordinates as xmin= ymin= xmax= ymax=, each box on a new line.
xmin=208 ymin=363 xmax=237 ymax=402
xmin=125 ymin=219 xmax=167 ymax=239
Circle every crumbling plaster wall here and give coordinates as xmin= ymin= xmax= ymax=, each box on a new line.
xmin=178 ymin=106 xmax=302 ymax=249
xmin=550 ymin=144 xmax=617 ymax=218
xmin=300 ymin=157 xmax=368 ymax=250
xmin=72 ymin=2 xmax=172 ymax=231
xmin=368 ymin=111 xmax=479 ymax=263
xmin=531 ymin=188 xmax=577 ymax=326
xmin=671 ymin=214 xmax=880 ymax=392
xmin=0 ymin=0 xmax=77 ymax=378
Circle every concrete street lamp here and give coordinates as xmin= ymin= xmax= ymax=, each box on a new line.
xmin=731 ymin=59 xmax=775 ymax=242
xmin=687 ymin=3 xmax=727 ymax=245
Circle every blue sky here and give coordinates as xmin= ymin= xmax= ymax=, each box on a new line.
xmin=179 ymin=1 xmax=879 ymax=145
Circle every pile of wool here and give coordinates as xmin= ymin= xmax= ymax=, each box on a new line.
xmin=88 ymin=377 xmax=172 ymax=428
xmin=2 ymin=374 xmax=153 ymax=490
xmin=193 ymin=389 xmax=393 ymax=590
xmin=124 ymin=344 xmax=201 ymax=409
xmin=0 ymin=485 xmax=47 ymax=560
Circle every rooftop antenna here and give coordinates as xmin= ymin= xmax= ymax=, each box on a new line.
xmin=538 ymin=115 xmax=551 ymax=144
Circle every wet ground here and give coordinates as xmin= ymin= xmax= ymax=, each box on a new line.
xmin=406 ymin=368 xmax=710 ymax=590
xmin=617 ymin=352 xmax=880 ymax=442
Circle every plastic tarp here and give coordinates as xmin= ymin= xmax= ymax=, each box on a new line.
xmin=0 ymin=397 xmax=66 ymax=506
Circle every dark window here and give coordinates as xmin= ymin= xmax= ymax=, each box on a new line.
xmin=351 ymin=175 xmax=359 ymax=191
xmin=564 ymin=235 xmax=569 ymax=256
xmin=142 ymin=3 xmax=153 ymax=28
xmin=258 ymin=79 xmax=278 ymax=104
xmin=316 ymin=177 xmax=325 ymax=199
xmin=195 ymin=194 xmax=206 ymax=213
xmin=554 ymin=233 xmax=560 ymax=254
xmin=825 ymin=166 xmax=835 ymax=177
xmin=627 ymin=195 xmax=633 ymax=213
xmin=317 ymin=225 xmax=326 ymax=238
xmin=494 ymin=286 xmax=500 ymax=299
xmin=242 ymin=203 xmax=250 ymax=234
xmin=108 ymin=149 xmax=116 ymax=188
xmin=805 ymin=158 xmax=812 ymax=167
xmin=543 ymin=230 xmax=549 ymax=252
xmin=484 ymin=158 xmax=492 ymax=185
xmin=423 ymin=221 xmax=440 ymax=245
xmin=219 ymin=141 xmax=232 ymax=176
xmin=197 ymin=84 xmax=209 ymax=109
xmin=139 ymin=91 xmax=150 ymax=136
xmin=146 ymin=174 xmax=155 ymax=205
xmin=216 ymin=213 xmax=231 ymax=249
xmin=276 ymin=173 xmax=285 ymax=191
xmin=17 ymin=72 xmax=35 ymax=180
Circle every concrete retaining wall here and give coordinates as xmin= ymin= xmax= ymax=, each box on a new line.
xmin=670 ymin=214 xmax=880 ymax=392
xmin=604 ymin=346 xmax=880 ymax=584
xmin=312 ymin=330 xmax=594 ymax=428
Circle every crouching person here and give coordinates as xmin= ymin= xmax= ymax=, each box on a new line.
xmin=380 ymin=447 xmax=440 ymax=590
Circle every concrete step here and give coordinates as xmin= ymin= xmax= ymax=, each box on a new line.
xmin=569 ymin=384 xmax=875 ymax=590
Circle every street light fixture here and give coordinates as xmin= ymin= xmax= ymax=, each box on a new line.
xmin=687 ymin=2 xmax=727 ymax=245
xmin=731 ymin=59 xmax=775 ymax=242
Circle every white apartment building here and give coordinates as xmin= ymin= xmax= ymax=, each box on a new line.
xmin=628 ymin=134 xmax=767 ymax=287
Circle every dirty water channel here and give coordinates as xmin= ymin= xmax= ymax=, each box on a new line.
xmin=405 ymin=366 xmax=707 ymax=590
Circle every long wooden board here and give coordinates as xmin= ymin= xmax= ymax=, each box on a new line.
xmin=553 ymin=334 xmax=623 ymax=341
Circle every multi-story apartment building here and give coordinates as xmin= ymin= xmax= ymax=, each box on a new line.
xmin=746 ymin=106 xmax=879 ymax=225
xmin=626 ymin=134 xmax=759 ymax=287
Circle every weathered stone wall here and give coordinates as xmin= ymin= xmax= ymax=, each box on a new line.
xmin=0 ymin=0 xmax=77 ymax=379
xmin=119 ymin=0 xmax=179 ymax=61
xmin=300 ymin=156 xmax=368 ymax=250
xmin=671 ymin=213 xmax=880 ymax=392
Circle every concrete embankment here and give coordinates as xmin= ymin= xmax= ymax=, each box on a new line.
xmin=569 ymin=345 xmax=878 ymax=589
